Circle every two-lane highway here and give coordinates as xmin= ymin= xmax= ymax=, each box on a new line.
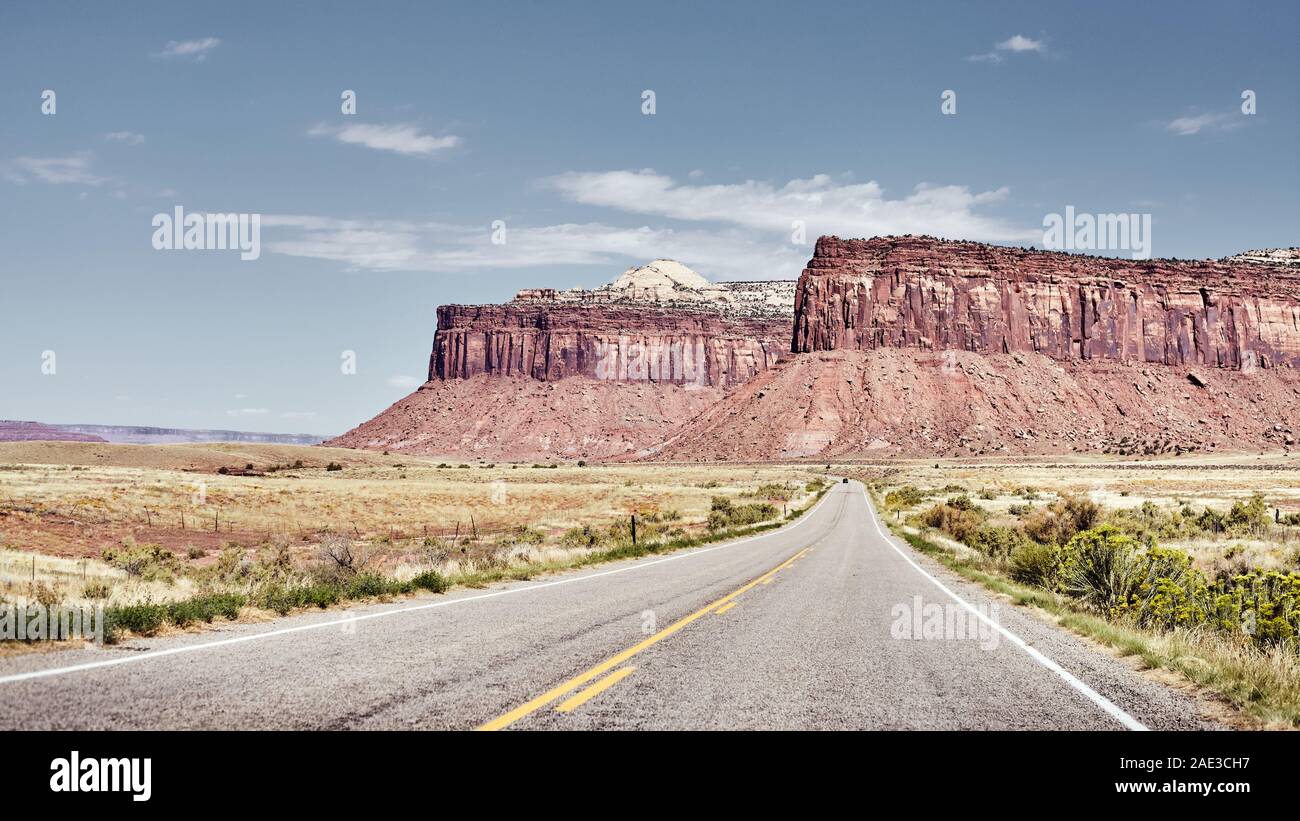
xmin=0 ymin=481 xmax=1218 ymax=730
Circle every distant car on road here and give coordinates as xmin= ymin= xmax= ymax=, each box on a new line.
xmin=841 ymin=477 xmax=848 ymax=484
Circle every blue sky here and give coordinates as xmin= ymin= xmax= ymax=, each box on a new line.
xmin=1 ymin=0 xmax=1296 ymax=434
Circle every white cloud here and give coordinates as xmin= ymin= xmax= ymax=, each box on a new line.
xmin=225 ymin=408 xmax=269 ymax=417
xmin=103 ymin=131 xmax=145 ymax=145
xmin=969 ymin=34 xmax=1047 ymax=63
xmin=545 ymin=170 xmax=1033 ymax=243
xmin=261 ymin=170 xmax=1032 ymax=280
xmin=1164 ymin=111 xmax=1244 ymax=136
xmin=998 ymin=35 xmax=1044 ymax=53
xmin=9 ymin=152 xmax=107 ymax=185
xmin=263 ymin=214 xmax=807 ymax=280
xmin=158 ymin=37 xmax=221 ymax=60
xmin=309 ymin=123 xmax=462 ymax=156
xmin=387 ymin=375 xmax=423 ymax=389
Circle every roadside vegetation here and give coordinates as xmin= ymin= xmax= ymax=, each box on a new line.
xmin=0 ymin=449 xmax=830 ymax=645
xmin=874 ymin=476 xmax=1300 ymax=727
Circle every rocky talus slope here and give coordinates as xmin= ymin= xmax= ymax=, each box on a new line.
xmin=649 ymin=348 xmax=1299 ymax=460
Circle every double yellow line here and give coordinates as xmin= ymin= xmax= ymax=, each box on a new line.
xmin=476 ymin=546 xmax=811 ymax=730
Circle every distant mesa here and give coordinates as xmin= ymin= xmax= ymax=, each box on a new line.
xmin=0 ymin=421 xmax=106 ymax=443
xmin=0 ymin=421 xmax=325 ymax=446
xmin=324 ymin=238 xmax=1300 ymax=461
xmin=326 ymin=260 xmax=797 ymax=460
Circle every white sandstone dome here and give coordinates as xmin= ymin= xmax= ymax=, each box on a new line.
xmin=605 ymin=259 xmax=720 ymax=301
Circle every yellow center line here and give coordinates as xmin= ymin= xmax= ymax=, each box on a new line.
xmin=476 ymin=546 xmax=809 ymax=731
xmin=714 ymin=601 xmax=738 ymax=615
xmin=554 ymin=666 xmax=637 ymax=713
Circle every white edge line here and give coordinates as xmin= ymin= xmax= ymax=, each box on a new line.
xmin=858 ymin=485 xmax=1149 ymax=732
xmin=0 ymin=485 xmax=840 ymax=686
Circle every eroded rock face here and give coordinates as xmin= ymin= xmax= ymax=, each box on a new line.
xmin=431 ymin=304 xmax=790 ymax=389
xmin=793 ymin=236 xmax=1300 ymax=370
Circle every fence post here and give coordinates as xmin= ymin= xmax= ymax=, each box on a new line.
xmin=631 ymin=513 xmax=637 ymax=547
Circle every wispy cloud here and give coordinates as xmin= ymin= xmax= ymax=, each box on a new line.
xmin=386 ymin=375 xmax=423 ymax=389
xmin=262 ymin=169 xmax=1031 ymax=280
xmin=969 ymin=34 xmax=1047 ymax=63
xmin=7 ymin=152 xmax=107 ymax=185
xmin=545 ymin=170 xmax=1034 ymax=243
xmin=264 ymin=214 xmax=807 ymax=280
xmin=157 ymin=37 xmax=221 ymax=60
xmin=308 ymin=123 xmax=462 ymax=156
xmin=1164 ymin=111 xmax=1246 ymax=136
xmin=103 ymin=131 xmax=145 ymax=145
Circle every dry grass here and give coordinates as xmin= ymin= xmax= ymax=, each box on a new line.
xmin=0 ymin=442 xmax=825 ymax=611
xmin=858 ymin=453 xmax=1300 ymax=575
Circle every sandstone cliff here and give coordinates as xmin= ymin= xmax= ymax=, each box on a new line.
xmin=328 ymin=260 xmax=797 ymax=458
xmin=793 ymin=236 xmax=1300 ymax=370
xmin=432 ymin=259 xmax=794 ymax=390
xmin=431 ymin=304 xmax=790 ymax=389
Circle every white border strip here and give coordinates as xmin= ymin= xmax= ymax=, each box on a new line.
xmin=0 ymin=486 xmax=840 ymax=686
xmin=859 ymin=486 xmax=1148 ymax=732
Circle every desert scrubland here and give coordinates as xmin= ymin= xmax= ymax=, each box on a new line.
xmin=862 ymin=453 xmax=1300 ymax=726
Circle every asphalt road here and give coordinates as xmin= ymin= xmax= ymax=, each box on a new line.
xmin=0 ymin=481 xmax=1219 ymax=730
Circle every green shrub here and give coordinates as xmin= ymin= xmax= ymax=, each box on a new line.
xmin=1009 ymin=541 xmax=1058 ymax=587
xmin=106 ymin=601 xmax=167 ymax=636
xmin=706 ymin=497 xmax=777 ymax=530
xmin=498 ymin=525 xmax=545 ymax=546
xmin=326 ymin=462 xmax=343 ymax=472
xmin=920 ymin=503 xmax=983 ymax=544
xmin=100 ymin=540 xmax=180 ymax=583
xmin=968 ymin=525 xmax=1030 ymax=560
xmin=1056 ymin=525 xmax=1144 ymax=616
xmin=884 ymin=486 xmax=927 ymax=509
xmin=750 ymin=483 xmax=792 ymax=502
xmin=1227 ymin=493 xmax=1271 ymax=536
xmin=560 ymin=524 xmax=602 ymax=548
xmin=166 ymin=593 xmax=246 ymax=626
xmin=344 ymin=573 xmax=393 ymax=598
xmin=410 ymin=570 xmax=448 ymax=593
